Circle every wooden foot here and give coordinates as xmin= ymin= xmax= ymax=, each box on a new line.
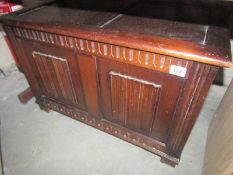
xmin=39 ymin=105 xmax=51 ymax=112
xmin=18 ymin=87 xmax=33 ymax=104
xmin=160 ymin=157 xmax=177 ymax=167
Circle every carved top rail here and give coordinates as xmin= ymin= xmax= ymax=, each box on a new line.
xmin=8 ymin=26 xmax=192 ymax=78
xmin=0 ymin=0 xmax=232 ymax=68
xmin=1 ymin=19 xmax=232 ymax=69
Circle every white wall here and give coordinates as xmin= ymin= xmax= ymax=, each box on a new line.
xmin=224 ymin=40 xmax=233 ymax=86
xmin=0 ymin=27 xmax=14 ymax=73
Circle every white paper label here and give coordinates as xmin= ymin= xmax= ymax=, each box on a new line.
xmin=169 ymin=65 xmax=187 ymax=77
xmin=11 ymin=5 xmax=23 ymax=12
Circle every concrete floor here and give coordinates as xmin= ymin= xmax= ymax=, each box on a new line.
xmin=0 ymin=71 xmax=228 ymax=175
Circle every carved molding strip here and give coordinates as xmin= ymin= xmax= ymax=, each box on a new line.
xmin=38 ymin=98 xmax=179 ymax=164
xmin=32 ymin=51 xmax=66 ymax=62
xmin=110 ymin=71 xmax=162 ymax=88
xmin=11 ymin=26 xmax=191 ymax=77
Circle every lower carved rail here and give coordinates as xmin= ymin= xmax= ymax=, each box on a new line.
xmin=37 ymin=98 xmax=179 ymax=166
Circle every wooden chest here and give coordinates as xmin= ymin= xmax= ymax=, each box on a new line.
xmin=1 ymin=0 xmax=232 ymax=166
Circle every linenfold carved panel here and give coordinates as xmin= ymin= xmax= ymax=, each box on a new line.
xmin=109 ymin=71 xmax=161 ymax=134
xmin=10 ymin=26 xmax=191 ymax=77
xmin=32 ymin=51 xmax=78 ymax=105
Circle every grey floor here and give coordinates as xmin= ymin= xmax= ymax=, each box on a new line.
xmin=0 ymin=71 xmax=229 ymax=175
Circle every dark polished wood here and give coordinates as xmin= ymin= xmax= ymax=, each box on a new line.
xmin=124 ymin=0 xmax=233 ymax=85
xmin=0 ymin=0 xmax=232 ymax=167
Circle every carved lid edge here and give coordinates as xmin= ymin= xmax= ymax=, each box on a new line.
xmin=2 ymin=20 xmax=233 ymax=68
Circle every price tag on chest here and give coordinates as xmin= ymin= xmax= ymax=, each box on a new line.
xmin=169 ymin=65 xmax=187 ymax=77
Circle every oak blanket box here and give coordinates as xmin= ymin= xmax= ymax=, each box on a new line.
xmin=1 ymin=0 xmax=232 ymax=166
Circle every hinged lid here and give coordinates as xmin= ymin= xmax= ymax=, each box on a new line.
xmin=0 ymin=1 xmax=232 ymax=67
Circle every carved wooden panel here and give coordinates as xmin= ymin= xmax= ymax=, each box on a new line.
xmin=21 ymin=40 xmax=86 ymax=109
xmin=109 ymin=71 xmax=161 ymax=134
xmin=32 ymin=51 xmax=78 ymax=104
xmin=98 ymin=58 xmax=184 ymax=142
